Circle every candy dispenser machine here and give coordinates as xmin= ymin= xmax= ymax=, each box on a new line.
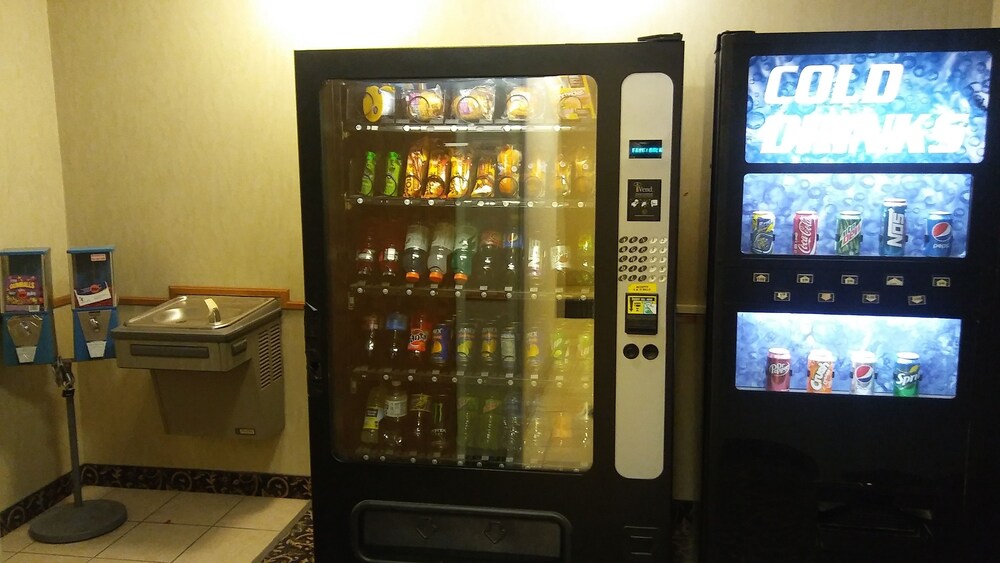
xmin=702 ymin=29 xmax=1000 ymax=562
xmin=1 ymin=248 xmax=57 ymax=366
xmin=67 ymin=247 xmax=118 ymax=360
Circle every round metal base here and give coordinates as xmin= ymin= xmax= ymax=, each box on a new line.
xmin=28 ymin=499 xmax=128 ymax=544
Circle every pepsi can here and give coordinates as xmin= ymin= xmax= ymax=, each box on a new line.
xmin=879 ymin=198 xmax=907 ymax=256
xmin=850 ymin=351 xmax=877 ymax=395
xmin=750 ymin=211 xmax=775 ymax=254
xmin=924 ymin=211 xmax=953 ymax=257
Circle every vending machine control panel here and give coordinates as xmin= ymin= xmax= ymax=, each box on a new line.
xmin=615 ymin=73 xmax=673 ymax=480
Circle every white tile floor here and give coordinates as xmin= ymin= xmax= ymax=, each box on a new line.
xmin=0 ymin=487 xmax=310 ymax=563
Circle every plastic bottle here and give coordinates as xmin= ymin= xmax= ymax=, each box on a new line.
xmin=577 ymin=400 xmax=593 ymax=467
xmin=355 ymin=226 xmax=377 ymax=281
xmin=402 ymin=222 xmax=430 ymax=283
xmin=378 ymin=221 xmax=403 ymax=281
xmin=501 ymin=226 xmax=522 ymax=290
xmin=546 ymin=409 xmax=575 ymax=468
xmin=426 ymin=222 xmax=455 ymax=284
xmin=380 ymin=380 xmax=408 ymax=455
xmin=358 ymin=382 xmax=386 ymax=454
xmin=524 ymin=397 xmax=550 ymax=468
xmin=383 ymin=311 xmax=409 ymax=370
xmin=550 ymin=235 xmax=570 ymax=288
xmin=573 ymin=232 xmax=595 ymax=287
xmin=360 ymin=311 xmax=380 ymax=368
xmin=474 ymin=229 xmax=502 ymax=289
xmin=406 ymin=385 xmax=432 ymax=457
xmin=477 ymin=387 xmax=505 ymax=461
xmin=406 ymin=311 xmax=431 ymax=369
xmin=451 ymin=224 xmax=479 ymax=286
xmin=503 ymin=390 xmax=524 ymax=466
xmin=429 ymin=392 xmax=452 ymax=458
xmin=455 ymin=389 xmax=480 ymax=462
xmin=525 ymin=233 xmax=545 ymax=289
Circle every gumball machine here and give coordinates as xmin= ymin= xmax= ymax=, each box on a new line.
xmin=67 ymin=247 xmax=118 ymax=360
xmin=1 ymin=248 xmax=57 ymax=366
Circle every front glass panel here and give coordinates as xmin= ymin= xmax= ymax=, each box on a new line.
xmin=740 ymin=173 xmax=971 ymax=257
xmin=324 ymin=76 xmax=597 ymax=472
xmin=735 ymin=311 xmax=960 ymax=399
xmin=745 ymin=51 xmax=992 ymax=164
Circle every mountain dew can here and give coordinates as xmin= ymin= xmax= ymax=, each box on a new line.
xmin=893 ymin=352 xmax=921 ymax=397
xmin=836 ymin=211 xmax=863 ymax=256
xmin=360 ymin=151 xmax=377 ymax=195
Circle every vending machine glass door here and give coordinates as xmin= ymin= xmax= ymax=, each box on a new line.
xmin=321 ymin=76 xmax=598 ymax=472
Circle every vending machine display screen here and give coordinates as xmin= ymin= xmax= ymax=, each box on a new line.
xmin=741 ymin=173 xmax=971 ymax=257
xmin=745 ymin=51 xmax=992 ymax=164
xmin=735 ymin=311 xmax=960 ymax=398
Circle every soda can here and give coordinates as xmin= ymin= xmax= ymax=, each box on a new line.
xmin=550 ymin=322 xmax=570 ymax=365
xmin=360 ymin=151 xmax=377 ymax=196
xmin=430 ymin=322 xmax=452 ymax=369
xmin=750 ymin=211 xmax=775 ymax=254
xmin=879 ymin=198 xmax=907 ymax=256
xmin=850 ymin=351 xmax=877 ymax=395
xmin=836 ymin=211 xmax=863 ymax=256
xmin=383 ymin=151 xmax=402 ymax=196
xmin=501 ymin=323 xmax=518 ymax=374
xmin=455 ymin=322 xmax=476 ymax=371
xmin=765 ymin=348 xmax=791 ymax=391
xmin=479 ymin=323 xmax=499 ymax=369
xmin=924 ymin=211 xmax=953 ymax=257
xmin=792 ymin=210 xmax=818 ymax=255
xmin=806 ymin=349 xmax=835 ymax=393
xmin=893 ymin=352 xmax=921 ymax=397
xmin=524 ymin=325 xmax=544 ymax=375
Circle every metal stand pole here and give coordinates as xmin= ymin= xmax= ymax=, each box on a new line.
xmin=28 ymin=358 xmax=128 ymax=543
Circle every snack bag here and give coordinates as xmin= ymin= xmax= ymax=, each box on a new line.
xmin=404 ymin=84 xmax=445 ymax=122
xmin=423 ymin=147 xmax=450 ymax=198
xmin=470 ymin=154 xmax=496 ymax=198
xmin=451 ymin=80 xmax=496 ymax=122
xmin=496 ymin=144 xmax=522 ymax=198
xmin=448 ymin=148 xmax=473 ymax=198
xmin=557 ymin=75 xmax=596 ymax=121
xmin=403 ymin=140 xmax=430 ymax=197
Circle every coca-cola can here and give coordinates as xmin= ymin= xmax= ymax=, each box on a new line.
xmin=766 ymin=347 xmax=792 ymax=391
xmin=792 ymin=210 xmax=819 ymax=255
xmin=850 ymin=351 xmax=877 ymax=395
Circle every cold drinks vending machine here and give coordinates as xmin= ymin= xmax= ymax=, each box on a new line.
xmin=703 ymin=29 xmax=1000 ymax=562
xmin=294 ymin=38 xmax=683 ymax=562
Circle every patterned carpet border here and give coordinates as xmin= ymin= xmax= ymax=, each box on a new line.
xmin=262 ymin=508 xmax=315 ymax=562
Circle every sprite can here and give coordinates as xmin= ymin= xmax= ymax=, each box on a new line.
xmin=750 ymin=211 xmax=775 ymax=254
xmin=893 ymin=352 xmax=921 ymax=397
xmin=383 ymin=151 xmax=402 ymax=196
xmin=836 ymin=211 xmax=863 ymax=256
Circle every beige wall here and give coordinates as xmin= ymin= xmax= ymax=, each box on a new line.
xmin=995 ymin=0 xmax=1000 ymax=24
xmin=17 ymin=0 xmax=990 ymax=508
xmin=0 ymin=0 xmax=72 ymax=509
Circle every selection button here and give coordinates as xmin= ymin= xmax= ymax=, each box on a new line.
xmin=908 ymin=295 xmax=927 ymax=306
xmin=818 ymin=292 xmax=835 ymax=303
xmin=774 ymin=291 xmax=791 ymax=302
xmin=796 ymin=274 xmax=814 ymax=284
xmin=862 ymin=293 xmax=880 ymax=304
xmin=886 ymin=275 xmax=905 ymax=287
xmin=841 ymin=275 xmax=859 ymax=286
xmin=932 ymin=276 xmax=951 ymax=288
xmin=753 ymin=273 xmax=770 ymax=283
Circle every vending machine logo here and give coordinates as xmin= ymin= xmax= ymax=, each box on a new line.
xmin=746 ymin=51 xmax=992 ymax=163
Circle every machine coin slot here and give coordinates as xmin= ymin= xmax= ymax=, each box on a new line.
xmin=625 ymin=283 xmax=658 ymax=335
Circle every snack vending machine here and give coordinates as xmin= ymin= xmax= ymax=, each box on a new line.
xmin=294 ymin=38 xmax=683 ymax=562
xmin=1 ymin=248 xmax=57 ymax=366
xmin=703 ymin=29 xmax=999 ymax=562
